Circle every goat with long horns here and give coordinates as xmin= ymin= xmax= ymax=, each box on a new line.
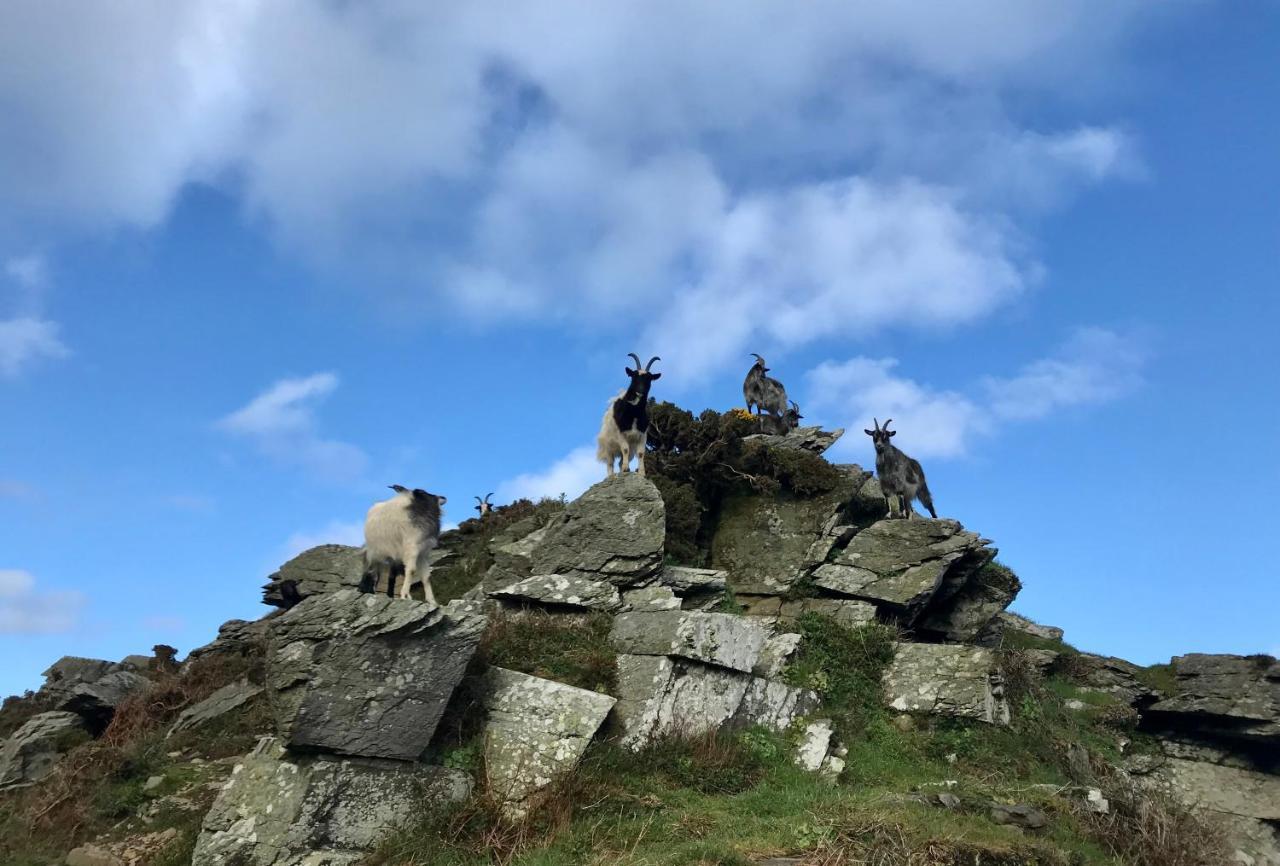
xmin=596 ymin=353 xmax=661 ymax=477
xmin=865 ymin=418 xmax=937 ymax=519
xmin=474 ymin=492 xmax=495 ymax=517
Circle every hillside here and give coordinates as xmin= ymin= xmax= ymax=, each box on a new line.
xmin=1 ymin=410 xmax=1276 ymax=866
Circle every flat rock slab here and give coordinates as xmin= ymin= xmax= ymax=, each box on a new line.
xmin=262 ymin=544 xmax=366 ymax=608
xmin=794 ymin=718 xmax=834 ymax=771
xmin=609 ymin=610 xmax=769 ymax=673
xmin=998 ymin=611 xmax=1064 ymax=642
xmin=731 ymin=678 xmax=821 ymax=732
xmin=1147 ymin=653 xmax=1279 ymax=743
xmin=660 ymin=566 xmax=728 ymax=593
xmin=61 ymin=670 xmax=152 ymax=733
xmin=0 ymin=711 xmax=86 ymax=790
xmin=1148 ymin=756 xmax=1280 ymax=822
xmin=531 ymin=474 xmax=665 ymax=586
xmin=623 ymin=585 xmax=682 ymax=611
xmin=168 ymin=680 xmax=264 ymax=738
xmin=614 ymin=655 xmax=751 ymax=749
xmin=266 ymin=589 xmax=485 ymax=760
xmin=490 ymin=573 xmax=622 ymax=611
xmin=883 ymin=643 xmax=1009 ymax=725
xmin=191 ymin=737 xmax=470 ymax=866
xmin=813 ymin=519 xmax=992 ymax=619
xmin=741 ymin=425 xmax=844 ymax=455
xmin=481 ymin=668 xmax=615 ymax=812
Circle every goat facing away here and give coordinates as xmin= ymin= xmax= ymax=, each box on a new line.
xmin=743 ymin=354 xmax=788 ymax=419
xmin=597 ymin=353 xmax=661 ymax=477
xmin=865 ymin=419 xmax=937 ymax=520
xmin=361 ymin=485 xmax=446 ymax=602
xmin=474 ymin=492 xmax=495 ymax=518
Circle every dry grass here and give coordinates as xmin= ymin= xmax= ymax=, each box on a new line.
xmin=1075 ymin=773 xmax=1232 ymax=866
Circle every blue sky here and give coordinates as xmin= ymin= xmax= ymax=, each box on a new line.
xmin=1 ymin=2 xmax=1277 ymax=698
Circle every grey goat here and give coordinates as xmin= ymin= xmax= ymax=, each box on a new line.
xmin=865 ymin=419 xmax=937 ymax=519
xmin=743 ymin=354 xmax=788 ymax=418
xmin=759 ymin=400 xmax=804 ymax=435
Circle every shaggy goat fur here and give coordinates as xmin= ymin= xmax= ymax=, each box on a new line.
xmin=597 ymin=354 xmax=661 ymax=477
xmin=866 ymin=419 xmax=937 ymax=519
xmin=362 ymin=485 xmax=446 ymax=601
xmin=743 ymin=354 xmax=788 ymax=418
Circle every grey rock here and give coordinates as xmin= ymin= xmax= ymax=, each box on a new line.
xmin=741 ymin=425 xmax=845 ymax=455
xmin=813 ymin=519 xmax=996 ymax=632
xmin=481 ymin=523 xmax=549 ymax=593
xmin=186 ymin=616 xmax=274 ymax=662
xmin=490 ymin=573 xmax=622 ymax=611
xmin=531 ymin=474 xmax=665 ymax=587
xmin=168 ymin=680 xmax=264 ymax=738
xmin=753 ymin=633 xmax=802 ymax=679
xmin=191 ymin=737 xmax=470 ymax=866
xmin=1147 ymin=654 xmax=1279 ymax=744
xmin=779 ymin=597 xmax=877 ymax=630
xmin=65 ymin=844 xmax=123 ymax=866
xmin=998 ymin=611 xmax=1064 ymax=642
xmin=61 ymin=670 xmax=152 ymax=732
xmin=1070 ymin=652 xmax=1160 ymax=707
xmin=660 ymin=566 xmax=728 ymax=593
xmin=710 ymin=466 xmax=869 ymax=594
xmin=794 ymin=718 xmax=834 ymax=771
xmin=883 ymin=643 xmax=1010 ymax=725
xmin=481 ymin=668 xmax=615 ymax=813
xmin=118 ymin=654 xmax=155 ymax=673
xmin=731 ymin=678 xmax=821 ymax=732
xmin=1219 ymin=814 xmax=1280 ymax=866
xmin=1022 ymin=649 xmax=1060 ymax=675
xmin=989 ymin=803 xmax=1048 ymax=831
xmin=609 ymin=611 xmax=769 ymax=673
xmin=38 ymin=656 xmax=116 ymax=703
xmin=1147 ymin=757 xmax=1280 ymax=822
xmin=917 ymin=557 xmax=1019 ymax=642
xmin=262 ymin=544 xmax=366 ymax=608
xmin=266 ymin=589 xmax=484 ymax=759
xmin=614 ymin=655 xmax=750 ymax=749
xmin=0 ymin=711 xmax=87 ymax=790
xmin=622 ymin=585 xmax=682 ymax=612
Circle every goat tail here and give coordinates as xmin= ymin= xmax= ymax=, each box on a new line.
xmin=917 ymin=481 xmax=938 ymax=519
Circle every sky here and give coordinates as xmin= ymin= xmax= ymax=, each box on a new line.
xmin=1 ymin=2 xmax=1277 ymax=698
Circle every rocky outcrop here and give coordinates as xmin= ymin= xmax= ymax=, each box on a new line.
xmin=167 ymin=680 xmax=263 ymax=738
xmin=609 ymin=611 xmax=769 ymax=674
xmin=262 ymin=543 xmax=366 ymax=607
xmin=998 ymin=611 xmax=1064 ymax=643
xmin=1067 ymin=652 xmax=1160 ymax=708
xmin=0 ymin=711 xmax=86 ymax=790
xmin=883 ymin=643 xmax=1010 ymax=725
xmin=265 ymin=589 xmax=485 ymax=760
xmin=37 ymin=656 xmax=117 ymax=704
xmin=742 ymin=425 xmax=845 ymax=455
xmin=1145 ymin=653 xmax=1279 ymax=747
xmin=185 ymin=616 xmax=273 ymax=662
xmin=481 ymin=668 xmax=615 ymax=814
xmin=614 ymin=655 xmax=750 ymax=748
xmin=491 ymin=573 xmax=623 ymax=612
xmin=191 ymin=737 xmax=470 ymax=866
xmin=61 ymin=671 xmax=152 ymax=734
xmin=531 ymin=474 xmax=665 ymax=586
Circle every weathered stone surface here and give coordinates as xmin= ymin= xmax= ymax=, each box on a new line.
xmin=660 ymin=566 xmax=728 ymax=593
xmin=1023 ymin=649 xmax=1061 ymax=676
xmin=61 ymin=671 xmax=152 ymax=733
xmin=490 ymin=573 xmax=622 ymax=611
xmin=794 ymin=719 xmax=834 ymax=771
xmin=742 ymin=425 xmax=844 ymax=455
xmin=266 ymin=589 xmax=484 ymax=759
xmin=989 ymin=803 xmax=1048 ymax=831
xmin=753 ymin=633 xmax=802 ymax=679
xmin=531 ymin=475 xmax=664 ymax=586
xmin=262 ymin=544 xmax=366 ymax=608
xmin=780 ymin=598 xmax=877 ymax=630
xmin=883 ymin=643 xmax=1009 ymax=724
xmin=65 ymin=844 xmax=123 ymax=866
xmin=1148 ymin=757 xmax=1280 ymax=822
xmin=38 ymin=656 xmax=116 ymax=704
xmin=710 ymin=467 xmax=867 ymax=594
xmin=1146 ymin=654 xmax=1279 ymax=744
xmin=168 ymin=680 xmax=264 ymax=738
xmin=917 ymin=559 xmax=1019 ymax=642
xmin=186 ymin=616 xmax=274 ymax=662
xmin=731 ymin=678 xmax=820 ymax=731
xmin=1070 ymin=652 xmax=1160 ymax=707
xmin=0 ymin=711 xmax=86 ymax=790
xmin=1220 ymin=814 xmax=1280 ymax=866
xmin=481 ymin=522 xmax=549 ymax=593
xmin=998 ymin=611 xmax=1064 ymax=642
xmin=813 ymin=520 xmax=993 ymax=624
xmin=481 ymin=668 xmax=615 ymax=812
xmin=609 ymin=611 xmax=769 ymax=673
xmin=191 ymin=737 xmax=470 ymax=866
xmin=614 ymin=655 xmax=751 ymax=749
xmin=622 ymin=585 xmax=682 ymax=611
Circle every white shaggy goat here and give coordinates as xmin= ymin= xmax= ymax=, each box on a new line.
xmin=596 ymin=353 xmax=661 ymax=477
xmin=362 ymin=485 xmax=446 ymax=602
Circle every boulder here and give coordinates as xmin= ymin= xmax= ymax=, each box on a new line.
xmin=490 ymin=573 xmax=622 ymax=612
xmin=531 ymin=475 xmax=665 ymax=587
xmin=609 ymin=611 xmax=769 ymax=673
xmin=1147 ymin=757 xmax=1280 ymax=822
xmin=1067 ymin=652 xmax=1160 ymax=707
xmin=168 ymin=680 xmax=264 ymax=738
xmin=266 ymin=589 xmax=485 ymax=760
xmin=186 ymin=616 xmax=273 ymax=662
xmin=710 ymin=467 xmax=868 ymax=595
xmin=0 ymin=711 xmax=87 ymax=790
xmin=882 ymin=643 xmax=1010 ymax=725
xmin=660 ymin=566 xmax=728 ymax=593
xmin=916 ymin=560 xmax=1020 ymax=642
xmin=614 ymin=655 xmax=751 ymax=749
xmin=812 ymin=520 xmax=994 ymax=626
xmin=1146 ymin=654 xmax=1279 ymax=745
xmin=480 ymin=521 xmax=549 ymax=593
xmin=37 ymin=656 xmax=116 ymax=704
xmin=730 ymin=678 xmax=821 ymax=731
xmin=61 ymin=671 xmax=152 ymax=733
xmin=191 ymin=737 xmax=470 ymax=866
xmin=741 ymin=425 xmax=845 ymax=455
xmin=998 ymin=611 xmax=1065 ymax=643
xmin=481 ymin=668 xmax=615 ymax=813
xmin=989 ymin=803 xmax=1048 ymax=831
xmin=794 ymin=719 xmax=834 ymax=772
xmin=622 ymin=585 xmax=682 ymax=612
xmin=262 ymin=543 xmax=367 ymax=607
xmin=65 ymin=845 xmax=123 ymax=866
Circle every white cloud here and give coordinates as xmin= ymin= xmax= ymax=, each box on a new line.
xmin=0 ymin=2 xmax=1181 ymax=377
xmin=282 ymin=519 xmax=364 ymax=560
xmin=496 ymin=445 xmax=601 ymax=504
xmin=0 ymin=317 xmax=70 ymax=378
xmin=809 ymin=327 xmax=1148 ymax=460
xmin=0 ymin=568 xmax=85 ymax=635
xmin=218 ymin=373 xmax=368 ymax=482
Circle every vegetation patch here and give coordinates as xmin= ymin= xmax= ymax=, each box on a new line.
xmin=478 ymin=609 xmax=618 ymax=696
xmin=429 ymin=498 xmax=567 ymax=603
xmin=782 ymin=614 xmax=897 ymax=742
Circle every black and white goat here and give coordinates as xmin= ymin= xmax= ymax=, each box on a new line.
xmin=743 ymin=354 xmax=788 ymax=419
xmin=865 ymin=419 xmax=937 ymax=520
xmin=474 ymin=492 xmax=495 ymax=518
xmin=597 ymin=353 xmax=661 ymax=477
xmin=361 ymin=485 xmax=446 ymax=602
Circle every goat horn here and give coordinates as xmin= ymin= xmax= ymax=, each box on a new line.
xmin=485 ymin=492 xmax=494 ymax=503
xmin=645 ymin=356 xmax=661 ymax=371
xmin=750 ymin=353 xmax=764 ymax=363
xmin=882 ymin=418 xmax=893 ymax=430
xmin=474 ymin=496 xmax=483 ymax=504
xmin=872 ymin=418 xmax=879 ymax=431
xmin=790 ymin=400 xmax=799 ymax=411
xmin=627 ymin=352 xmax=642 ymax=369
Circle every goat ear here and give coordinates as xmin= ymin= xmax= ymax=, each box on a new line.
xmin=864 ymin=429 xmax=875 ymax=436
xmin=625 ymin=367 xmax=636 ymax=376
xmin=648 ymin=372 xmax=662 ymax=380
xmin=887 ymin=430 xmax=896 ymax=437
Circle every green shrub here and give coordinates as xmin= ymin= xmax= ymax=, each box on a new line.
xmin=478 ymin=610 xmax=618 ymax=695
xmin=783 ymin=615 xmax=897 ymax=741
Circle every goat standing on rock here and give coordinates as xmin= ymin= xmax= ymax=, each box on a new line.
xmin=743 ymin=354 xmax=789 ymax=421
xmin=597 ymin=353 xmax=661 ymax=477
xmin=361 ymin=485 xmax=446 ymax=602
xmin=866 ymin=419 xmax=937 ymax=520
